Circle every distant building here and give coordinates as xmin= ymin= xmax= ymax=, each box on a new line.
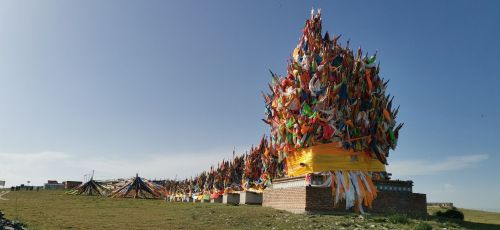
xmin=44 ymin=180 xmax=64 ymax=190
xmin=427 ymin=202 xmax=454 ymax=208
xmin=63 ymin=181 xmax=82 ymax=189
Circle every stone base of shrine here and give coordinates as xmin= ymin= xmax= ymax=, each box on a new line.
xmin=239 ymin=191 xmax=263 ymax=205
xmin=223 ymin=193 xmax=240 ymax=204
xmin=211 ymin=197 xmax=223 ymax=203
xmin=263 ymin=176 xmax=427 ymax=217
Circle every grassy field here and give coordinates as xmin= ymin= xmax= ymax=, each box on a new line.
xmin=459 ymin=208 xmax=500 ymax=225
xmin=1 ymin=190 xmax=499 ymax=229
xmin=428 ymin=206 xmax=500 ymax=228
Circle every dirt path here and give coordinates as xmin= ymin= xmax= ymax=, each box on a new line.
xmin=0 ymin=190 xmax=10 ymax=200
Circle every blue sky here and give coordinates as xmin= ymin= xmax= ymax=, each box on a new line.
xmin=0 ymin=1 xmax=499 ymax=211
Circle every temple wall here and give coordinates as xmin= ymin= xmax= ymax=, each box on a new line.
xmin=263 ymin=178 xmax=307 ymax=214
xmin=263 ymin=177 xmax=427 ymax=217
xmin=239 ymin=191 xmax=263 ymax=205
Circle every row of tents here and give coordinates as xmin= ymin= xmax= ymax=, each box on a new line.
xmin=69 ymin=136 xmax=277 ymax=200
xmin=68 ymin=174 xmax=166 ymax=199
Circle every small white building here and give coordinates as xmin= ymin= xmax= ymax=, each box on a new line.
xmin=44 ymin=180 xmax=64 ymax=190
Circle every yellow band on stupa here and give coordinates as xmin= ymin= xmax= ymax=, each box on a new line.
xmin=286 ymin=142 xmax=386 ymax=177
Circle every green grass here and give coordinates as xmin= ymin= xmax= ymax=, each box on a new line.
xmin=428 ymin=206 xmax=500 ymax=230
xmin=1 ymin=190 xmax=499 ymax=229
xmin=388 ymin=214 xmax=410 ymax=224
xmin=459 ymin=208 xmax=500 ymax=225
xmin=413 ymin=222 xmax=433 ymax=230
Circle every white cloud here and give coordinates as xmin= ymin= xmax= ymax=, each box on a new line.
xmin=425 ymin=183 xmax=457 ymax=203
xmin=0 ymin=148 xmax=239 ymax=187
xmin=0 ymin=151 xmax=70 ymax=161
xmin=443 ymin=183 xmax=454 ymax=192
xmin=387 ymin=154 xmax=489 ymax=177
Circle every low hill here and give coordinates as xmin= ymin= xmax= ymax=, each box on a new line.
xmin=428 ymin=206 xmax=500 ymax=229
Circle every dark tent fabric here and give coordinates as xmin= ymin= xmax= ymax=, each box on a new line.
xmin=68 ymin=179 xmax=108 ymax=196
xmin=111 ymin=174 xmax=165 ymax=199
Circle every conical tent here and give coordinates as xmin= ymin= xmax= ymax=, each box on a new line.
xmin=68 ymin=178 xmax=108 ymax=196
xmin=111 ymin=174 xmax=165 ymax=199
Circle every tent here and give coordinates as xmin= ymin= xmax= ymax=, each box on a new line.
xmin=67 ymin=178 xmax=108 ymax=196
xmin=111 ymin=174 xmax=165 ymax=199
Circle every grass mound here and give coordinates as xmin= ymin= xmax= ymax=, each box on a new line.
xmin=435 ymin=208 xmax=464 ymax=221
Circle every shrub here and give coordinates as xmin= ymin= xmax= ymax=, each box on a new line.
xmin=372 ymin=217 xmax=387 ymax=223
xmin=435 ymin=208 xmax=464 ymax=221
xmin=0 ymin=211 xmax=26 ymax=230
xmin=413 ymin=222 xmax=433 ymax=230
xmin=388 ymin=214 xmax=409 ymax=224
